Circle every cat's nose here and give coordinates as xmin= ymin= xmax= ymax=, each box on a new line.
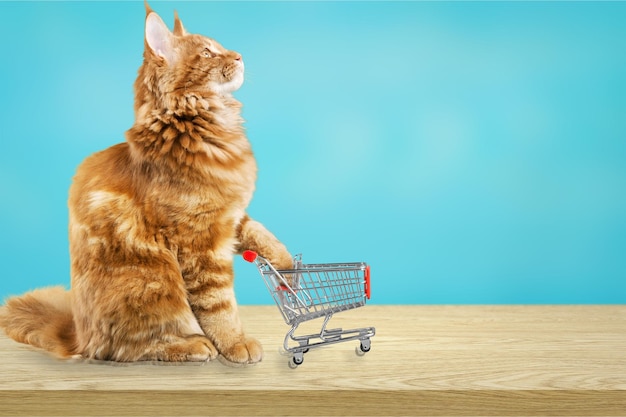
xmin=234 ymin=54 xmax=242 ymax=61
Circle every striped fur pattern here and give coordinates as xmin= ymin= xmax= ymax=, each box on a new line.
xmin=0 ymin=4 xmax=292 ymax=364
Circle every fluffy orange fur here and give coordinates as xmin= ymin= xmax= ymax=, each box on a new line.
xmin=0 ymin=4 xmax=292 ymax=364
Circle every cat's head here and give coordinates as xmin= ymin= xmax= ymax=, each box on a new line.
xmin=141 ymin=6 xmax=244 ymax=97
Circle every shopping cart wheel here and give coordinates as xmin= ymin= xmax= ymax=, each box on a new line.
xmin=355 ymin=339 xmax=371 ymax=356
xmin=289 ymin=354 xmax=304 ymax=369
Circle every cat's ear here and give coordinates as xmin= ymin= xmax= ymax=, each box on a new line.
xmin=144 ymin=0 xmax=154 ymax=16
xmin=145 ymin=12 xmax=176 ymax=63
xmin=173 ymin=11 xmax=188 ymax=37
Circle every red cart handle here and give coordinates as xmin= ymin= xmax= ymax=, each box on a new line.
xmin=242 ymin=250 xmax=258 ymax=262
xmin=365 ymin=265 xmax=371 ymax=299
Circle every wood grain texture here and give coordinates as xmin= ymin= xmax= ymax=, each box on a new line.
xmin=0 ymin=305 xmax=625 ymax=416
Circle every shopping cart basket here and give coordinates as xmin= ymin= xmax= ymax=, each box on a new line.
xmin=243 ymin=250 xmax=375 ymax=368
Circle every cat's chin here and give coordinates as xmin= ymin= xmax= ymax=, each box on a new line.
xmin=209 ymin=73 xmax=244 ymax=95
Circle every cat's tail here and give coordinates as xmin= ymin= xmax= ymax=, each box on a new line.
xmin=0 ymin=286 xmax=77 ymax=358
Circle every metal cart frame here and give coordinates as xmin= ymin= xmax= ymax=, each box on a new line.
xmin=243 ymin=250 xmax=375 ymax=368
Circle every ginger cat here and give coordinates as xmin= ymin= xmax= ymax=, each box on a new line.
xmin=0 ymin=4 xmax=293 ymax=364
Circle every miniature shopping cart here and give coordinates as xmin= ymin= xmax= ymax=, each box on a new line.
xmin=243 ymin=250 xmax=375 ymax=368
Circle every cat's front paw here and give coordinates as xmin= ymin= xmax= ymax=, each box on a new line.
xmin=219 ymin=336 xmax=263 ymax=365
xmin=269 ymin=251 xmax=294 ymax=271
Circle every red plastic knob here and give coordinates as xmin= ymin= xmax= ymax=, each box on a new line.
xmin=242 ymin=250 xmax=258 ymax=262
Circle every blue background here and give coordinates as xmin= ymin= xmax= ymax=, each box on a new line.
xmin=1 ymin=1 xmax=625 ymax=304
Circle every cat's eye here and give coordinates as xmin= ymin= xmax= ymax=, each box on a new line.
xmin=203 ymin=48 xmax=215 ymax=58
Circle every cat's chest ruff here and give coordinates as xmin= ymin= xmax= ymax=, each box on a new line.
xmin=129 ymin=91 xmax=256 ymax=225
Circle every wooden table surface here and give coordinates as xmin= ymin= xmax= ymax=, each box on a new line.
xmin=0 ymin=305 xmax=624 ymax=416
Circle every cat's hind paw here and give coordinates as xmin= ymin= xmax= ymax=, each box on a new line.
xmin=186 ymin=335 xmax=219 ymax=362
xmin=156 ymin=335 xmax=218 ymax=362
